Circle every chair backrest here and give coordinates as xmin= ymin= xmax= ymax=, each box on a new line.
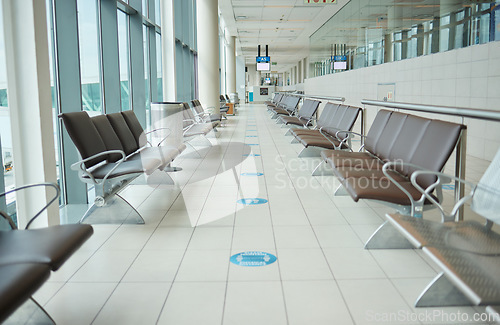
xmin=408 ymin=119 xmax=465 ymax=187
xmin=316 ymin=103 xmax=339 ymax=129
xmin=387 ymin=115 xmax=430 ymax=174
xmin=328 ymin=104 xmax=348 ymax=129
xmin=337 ymin=106 xmax=361 ymax=132
xmin=325 ymin=105 xmax=360 ymax=138
xmin=284 ymin=96 xmax=300 ymax=113
xmin=107 ymin=113 xmax=140 ymax=156
xmin=271 ymin=93 xmax=281 ymax=104
xmin=297 ymin=99 xmax=321 ymax=120
xmin=373 ymin=111 xmax=407 ymax=160
xmin=364 ymin=110 xmax=392 ymax=153
xmin=472 ymin=148 xmax=500 ymax=224
xmin=189 ymin=100 xmax=204 ymax=118
xmin=60 ymin=111 xmax=108 ymax=168
xmin=121 ymin=110 xmax=147 ymax=148
xmin=182 ymin=102 xmax=196 ymax=128
xmin=91 ymin=115 xmax=125 ymax=163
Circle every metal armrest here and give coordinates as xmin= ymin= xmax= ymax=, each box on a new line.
xmin=318 ymin=127 xmax=342 ymax=150
xmin=71 ymin=150 xmax=126 ymax=184
xmin=335 ymin=130 xmax=367 ymax=152
xmin=145 ymin=127 xmax=172 ymax=147
xmin=382 ymin=161 xmax=443 ymax=218
xmin=410 ymin=170 xmax=476 ymax=223
xmin=0 ymin=183 xmax=60 ymax=229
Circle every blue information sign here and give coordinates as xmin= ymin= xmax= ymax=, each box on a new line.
xmin=334 ymin=55 xmax=347 ymax=61
xmin=230 ymin=251 xmax=277 ymax=267
xmin=237 ymin=198 xmax=268 ymax=205
xmin=256 ymin=56 xmax=270 ymax=63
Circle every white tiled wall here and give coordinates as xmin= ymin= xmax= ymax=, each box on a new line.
xmin=302 ymin=40 xmax=500 ymax=161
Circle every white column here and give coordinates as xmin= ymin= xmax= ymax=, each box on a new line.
xmin=303 ymin=57 xmax=308 ymax=80
xmin=161 ymin=0 xmax=176 ymax=101
xmin=298 ymin=60 xmax=302 ymax=83
xmin=196 ymin=0 xmax=220 ymax=112
xmin=225 ymin=35 xmax=236 ymax=94
xmin=2 ymin=0 xmax=59 ymax=227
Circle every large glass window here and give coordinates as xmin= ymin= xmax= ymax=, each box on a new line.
xmin=309 ymin=0 xmax=500 ymax=76
xmin=117 ymin=10 xmax=131 ymax=111
xmin=0 ymin=0 xmax=14 ymax=226
xmin=77 ymin=0 xmax=102 ymax=114
xmin=156 ymin=32 xmax=163 ymax=102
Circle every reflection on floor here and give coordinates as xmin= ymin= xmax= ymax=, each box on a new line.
xmin=40 ymin=103 xmax=493 ymax=325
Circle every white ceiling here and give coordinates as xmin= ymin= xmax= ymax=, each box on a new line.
xmin=219 ymin=0 xmax=351 ymax=72
xmin=218 ymin=0 xmax=470 ymax=73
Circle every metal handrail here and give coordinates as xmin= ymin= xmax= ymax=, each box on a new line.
xmin=361 ymin=100 xmax=500 ymax=122
xmin=277 ymin=92 xmax=345 ymax=103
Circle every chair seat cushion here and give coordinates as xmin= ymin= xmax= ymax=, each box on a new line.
xmin=299 ymin=136 xmax=338 ymax=149
xmin=321 ymin=150 xmax=382 ymax=169
xmin=89 ymin=157 xmax=161 ymax=179
xmin=280 ymin=116 xmax=307 ymax=126
xmin=184 ymin=124 xmax=212 ymax=137
xmin=137 ymin=146 xmax=180 ymax=165
xmin=0 ymin=263 xmax=51 ymax=323
xmin=342 ymin=179 xmax=430 ymax=205
xmin=333 ymin=167 xmax=408 ymax=183
xmin=291 ymin=129 xmax=321 ymax=137
xmin=271 ymin=108 xmax=289 ymax=115
xmin=0 ymin=224 xmax=94 ymax=271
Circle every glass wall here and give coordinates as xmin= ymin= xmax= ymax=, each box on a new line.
xmin=309 ymin=0 xmax=500 ymax=78
xmin=76 ymin=0 xmax=102 ymax=113
xmin=47 ymin=0 xmax=163 ymax=208
xmin=117 ymin=10 xmax=131 ymax=111
xmin=174 ymin=0 xmax=197 ymax=101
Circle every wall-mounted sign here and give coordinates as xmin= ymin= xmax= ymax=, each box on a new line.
xmin=334 ymin=55 xmax=347 ymax=61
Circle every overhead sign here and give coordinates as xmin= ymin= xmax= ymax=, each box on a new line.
xmin=304 ymin=0 xmax=336 ymax=3
xmin=230 ymin=251 xmax=277 ymax=267
xmin=256 ymin=56 xmax=270 ymax=62
xmin=334 ymin=55 xmax=347 ymax=61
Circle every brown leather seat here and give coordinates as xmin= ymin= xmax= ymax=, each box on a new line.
xmin=0 ymin=263 xmax=51 ymax=323
xmin=0 ymin=224 xmax=94 ymax=271
xmin=324 ymin=110 xmax=466 ymax=207
xmin=293 ymin=105 xmax=361 ymax=153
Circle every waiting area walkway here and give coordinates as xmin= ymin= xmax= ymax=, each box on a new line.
xmin=34 ymin=103 xmax=492 ymax=325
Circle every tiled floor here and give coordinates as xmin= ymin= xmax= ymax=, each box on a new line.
xmin=28 ymin=103 xmax=495 ymax=324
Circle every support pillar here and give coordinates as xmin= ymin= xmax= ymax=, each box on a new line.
xmin=226 ymin=35 xmax=236 ymax=94
xmin=196 ymin=0 xmax=220 ymax=113
xmin=161 ymin=0 xmax=177 ymax=101
xmin=2 ymin=0 xmax=59 ymax=227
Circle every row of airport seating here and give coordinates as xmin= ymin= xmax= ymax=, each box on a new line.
xmin=269 ymin=92 xmax=500 ymax=315
xmin=0 ymin=96 xmax=234 ymax=322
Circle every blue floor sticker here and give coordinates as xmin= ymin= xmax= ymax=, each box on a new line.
xmin=230 ymin=251 xmax=277 ymax=267
xmin=246 ymin=135 xmax=258 ymax=137
xmin=442 ymin=184 xmax=455 ymax=190
xmin=241 ymin=172 xmax=264 ymax=176
xmin=243 ymin=154 xmax=261 ymax=157
xmin=247 ymin=143 xmax=259 ymax=146
xmin=237 ymin=198 xmax=268 ymax=205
